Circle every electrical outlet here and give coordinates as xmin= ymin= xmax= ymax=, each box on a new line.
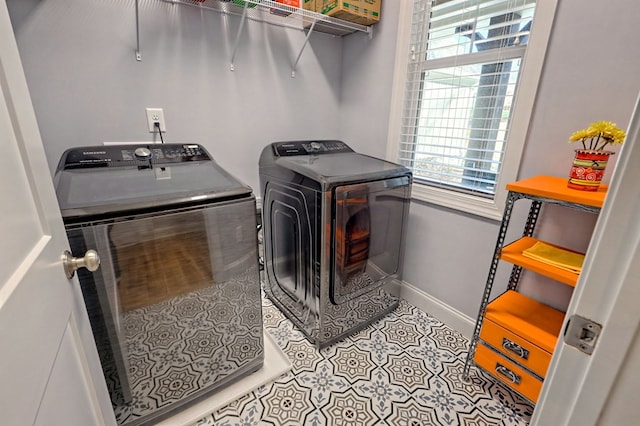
xmin=146 ymin=108 xmax=166 ymax=132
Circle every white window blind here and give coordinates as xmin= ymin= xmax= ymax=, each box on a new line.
xmin=400 ymin=0 xmax=536 ymax=197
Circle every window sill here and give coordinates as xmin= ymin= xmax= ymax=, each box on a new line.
xmin=410 ymin=183 xmax=503 ymax=221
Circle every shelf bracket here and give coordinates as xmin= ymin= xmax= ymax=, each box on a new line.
xmin=229 ymin=3 xmax=250 ymax=72
xmin=135 ymin=0 xmax=141 ymax=61
xmin=291 ymin=19 xmax=316 ymax=78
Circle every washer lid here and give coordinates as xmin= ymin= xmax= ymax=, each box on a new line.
xmin=54 ymin=144 xmax=252 ymax=219
xmin=276 ymin=152 xmax=411 ymax=188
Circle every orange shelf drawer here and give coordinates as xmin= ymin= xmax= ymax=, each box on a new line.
xmin=480 ymin=318 xmax=552 ymax=378
xmin=474 ymin=343 xmax=543 ymax=403
xmin=500 ymin=237 xmax=582 ymax=287
xmin=485 ymin=290 xmax=564 ymax=354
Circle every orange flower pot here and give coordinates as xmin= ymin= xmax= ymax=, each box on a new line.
xmin=567 ymin=149 xmax=613 ymax=191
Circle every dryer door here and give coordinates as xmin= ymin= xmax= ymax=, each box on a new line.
xmin=331 ymin=176 xmax=411 ymax=305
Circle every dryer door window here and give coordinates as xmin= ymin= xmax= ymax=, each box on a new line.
xmin=331 ymin=176 xmax=411 ymax=304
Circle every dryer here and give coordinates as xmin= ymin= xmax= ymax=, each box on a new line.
xmin=259 ymin=140 xmax=412 ymax=347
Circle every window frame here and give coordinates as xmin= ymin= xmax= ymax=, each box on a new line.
xmin=386 ymin=0 xmax=559 ymax=220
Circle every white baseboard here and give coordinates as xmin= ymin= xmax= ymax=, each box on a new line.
xmin=401 ymin=281 xmax=475 ymax=340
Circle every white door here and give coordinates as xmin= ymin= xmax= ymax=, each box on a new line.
xmin=532 ymin=93 xmax=640 ymax=425
xmin=0 ymin=2 xmax=114 ymax=425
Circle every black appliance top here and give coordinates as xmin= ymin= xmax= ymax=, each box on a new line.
xmin=54 ymin=144 xmax=252 ymax=221
xmin=271 ymin=140 xmax=354 ymax=156
xmin=260 ymin=140 xmax=412 ymax=190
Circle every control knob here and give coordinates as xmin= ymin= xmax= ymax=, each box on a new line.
xmin=134 ymin=147 xmax=152 ymax=159
xmin=309 ymin=142 xmax=322 ymax=152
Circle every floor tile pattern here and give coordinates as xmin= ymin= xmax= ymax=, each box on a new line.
xmin=191 ymin=296 xmax=534 ymax=425
xmin=112 ymin=267 xmax=263 ymax=425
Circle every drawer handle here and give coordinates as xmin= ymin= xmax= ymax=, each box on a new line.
xmin=502 ymin=338 xmax=530 ymax=360
xmin=495 ymin=363 xmax=521 ymax=385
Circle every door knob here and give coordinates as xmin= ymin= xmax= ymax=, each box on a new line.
xmin=62 ymin=249 xmax=100 ymax=279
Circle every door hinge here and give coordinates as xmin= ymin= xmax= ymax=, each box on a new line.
xmin=563 ymin=314 xmax=602 ymax=355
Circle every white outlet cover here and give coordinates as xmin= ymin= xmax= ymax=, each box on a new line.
xmin=146 ymin=108 xmax=166 ymax=132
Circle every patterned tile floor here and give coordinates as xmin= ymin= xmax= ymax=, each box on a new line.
xmin=191 ymin=295 xmax=534 ymax=425
xmin=113 ymin=272 xmax=263 ymax=425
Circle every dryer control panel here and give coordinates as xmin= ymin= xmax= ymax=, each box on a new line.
xmin=273 ymin=140 xmax=354 ymax=157
xmin=61 ymin=144 xmax=211 ymax=169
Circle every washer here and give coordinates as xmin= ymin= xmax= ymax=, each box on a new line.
xmin=54 ymin=144 xmax=263 ymax=425
xmin=259 ymin=140 xmax=412 ymax=347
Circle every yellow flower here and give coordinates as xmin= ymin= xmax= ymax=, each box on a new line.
xmin=569 ymin=129 xmax=591 ymax=142
xmin=610 ymin=128 xmax=626 ymax=144
xmin=588 ymin=120 xmax=617 ymax=134
xmin=569 ymin=120 xmax=626 ymax=150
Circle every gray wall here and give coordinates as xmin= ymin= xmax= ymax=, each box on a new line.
xmin=10 ymin=0 xmax=640 ymax=320
xmin=338 ymin=2 xmax=399 ymax=158
xmin=9 ymin=0 xmax=345 ymax=193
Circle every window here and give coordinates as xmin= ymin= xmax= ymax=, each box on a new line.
xmin=389 ymin=0 xmax=557 ymax=219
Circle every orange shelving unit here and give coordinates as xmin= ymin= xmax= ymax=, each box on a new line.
xmin=463 ymin=175 xmax=606 ymax=404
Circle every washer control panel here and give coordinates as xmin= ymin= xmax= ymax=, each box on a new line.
xmin=62 ymin=144 xmax=210 ymax=168
xmin=273 ymin=140 xmax=353 ymax=157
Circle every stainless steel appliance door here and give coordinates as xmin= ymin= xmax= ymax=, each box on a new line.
xmin=331 ymin=176 xmax=411 ymax=305
xmin=67 ymin=198 xmax=263 ymax=424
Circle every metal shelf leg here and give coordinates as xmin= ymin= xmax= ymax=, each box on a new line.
xmin=507 ymin=200 xmax=541 ymax=291
xmin=463 ymin=191 xmax=520 ymax=379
